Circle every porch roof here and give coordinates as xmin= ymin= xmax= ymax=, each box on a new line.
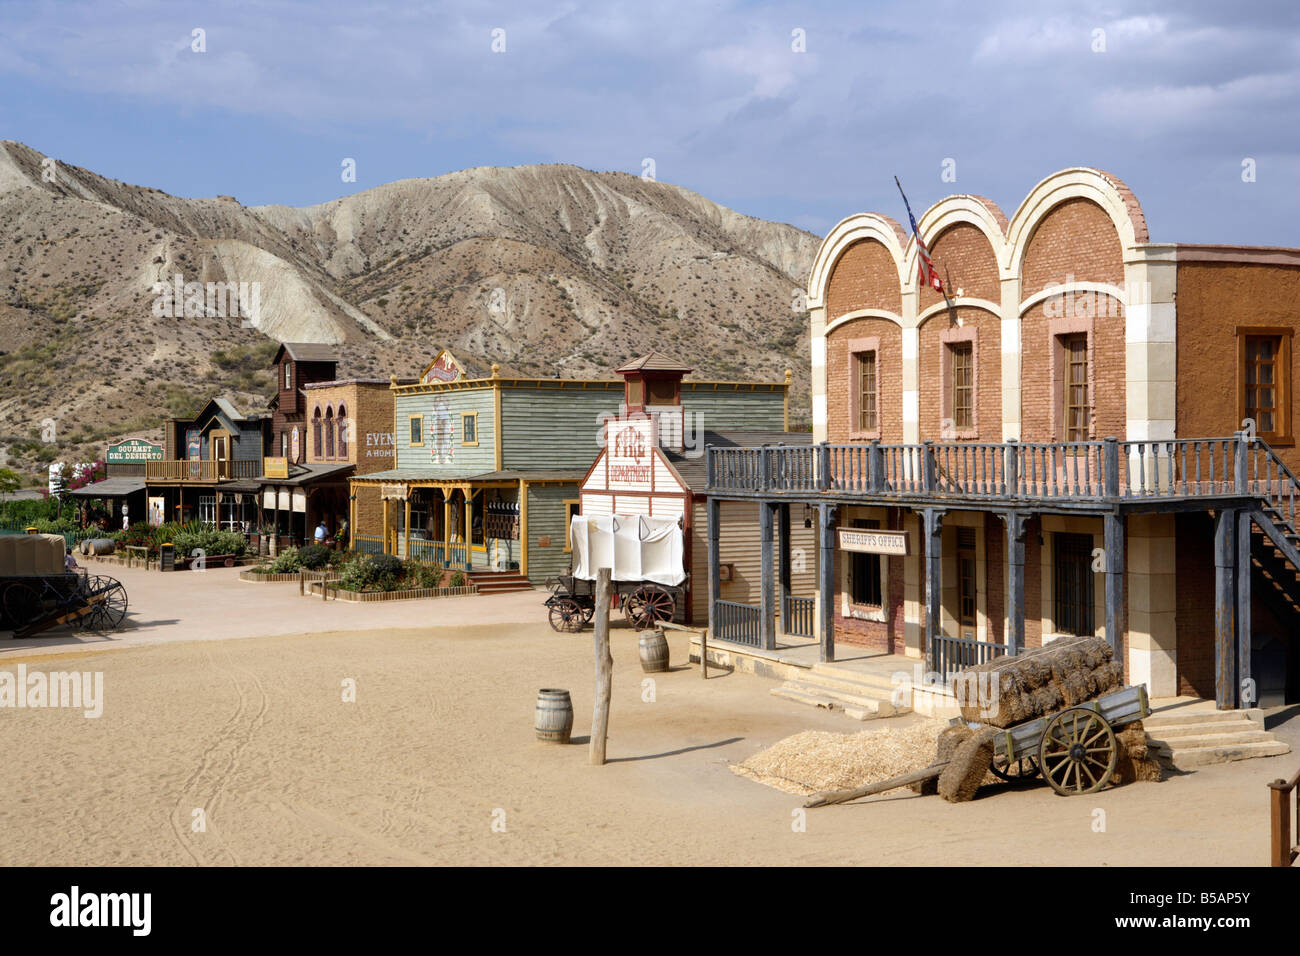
xmin=350 ymin=467 xmax=586 ymax=486
xmin=256 ymin=463 xmax=354 ymax=487
xmin=67 ymin=477 xmax=147 ymax=498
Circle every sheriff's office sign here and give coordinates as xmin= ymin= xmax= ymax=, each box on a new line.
xmin=106 ymin=438 xmax=164 ymax=463
xmin=838 ymin=528 xmax=908 ymax=556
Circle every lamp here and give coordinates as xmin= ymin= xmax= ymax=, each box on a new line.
xmin=803 ymin=503 xmax=813 ymax=529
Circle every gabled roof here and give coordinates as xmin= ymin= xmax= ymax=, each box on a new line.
xmin=615 ymin=351 xmax=694 ymax=374
xmin=273 ymin=342 xmax=339 ymax=365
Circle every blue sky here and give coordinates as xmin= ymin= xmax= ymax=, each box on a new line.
xmin=1 ymin=0 xmax=1296 ymax=244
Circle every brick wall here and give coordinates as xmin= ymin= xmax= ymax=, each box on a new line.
xmin=826 ymin=317 xmax=903 ymax=443
xmin=825 ymin=238 xmax=901 ymax=319
xmin=917 ymin=221 xmax=1000 ymax=313
xmin=1021 ymin=198 xmax=1124 ymax=293
xmin=833 ymin=551 xmax=906 ymax=652
xmin=918 ymin=305 xmax=1002 ymax=441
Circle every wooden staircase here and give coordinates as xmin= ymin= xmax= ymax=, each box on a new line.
xmin=468 ymin=571 xmax=536 ymax=595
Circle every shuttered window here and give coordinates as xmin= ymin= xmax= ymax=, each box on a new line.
xmin=857 ymin=351 xmax=877 ymax=433
xmin=951 ymin=343 xmax=973 ymax=430
xmin=1063 ymin=335 xmax=1089 ymax=442
xmin=1245 ymin=335 xmax=1281 ymax=435
xmin=956 ymin=526 xmax=976 ymax=629
xmin=1053 ymin=532 xmax=1095 ymax=637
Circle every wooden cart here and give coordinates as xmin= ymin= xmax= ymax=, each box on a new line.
xmin=544 ymin=573 xmax=684 ymax=633
xmin=0 ymin=533 xmax=128 ymax=638
xmin=807 ymin=684 xmax=1150 ymax=806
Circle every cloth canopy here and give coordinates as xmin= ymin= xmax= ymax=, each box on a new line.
xmin=569 ymin=514 xmax=685 ymax=586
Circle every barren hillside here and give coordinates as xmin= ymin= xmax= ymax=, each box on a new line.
xmin=0 ymin=141 xmax=818 ymax=483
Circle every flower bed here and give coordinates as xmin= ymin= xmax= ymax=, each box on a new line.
xmin=308 ymin=582 xmax=478 ymax=602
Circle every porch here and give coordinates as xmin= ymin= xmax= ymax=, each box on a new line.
xmin=705 ymin=433 xmax=1300 ymax=710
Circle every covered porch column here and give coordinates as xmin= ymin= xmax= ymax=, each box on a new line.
xmin=1104 ymin=512 xmax=1125 ymax=655
xmin=1001 ymin=511 xmax=1028 ymax=655
xmin=817 ymin=501 xmax=837 ymax=663
xmin=1215 ymin=507 xmax=1238 ymax=710
xmin=759 ymin=500 xmax=776 ymax=650
xmin=922 ymin=508 xmax=945 ymax=669
xmin=707 ymin=497 xmax=721 ymax=643
xmin=777 ymin=502 xmax=791 ymax=637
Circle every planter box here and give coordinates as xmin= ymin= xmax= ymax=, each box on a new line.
xmin=240 ymin=570 xmax=342 ymax=583
xmin=308 ymin=583 xmax=478 ymax=603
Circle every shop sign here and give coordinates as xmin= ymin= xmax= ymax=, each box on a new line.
xmin=264 ymin=457 xmax=289 ymax=479
xmin=606 ymin=417 xmax=654 ymax=488
xmin=106 ymin=438 xmax=164 ymax=463
xmin=838 ymin=528 xmax=908 ymax=556
xmin=421 ymin=348 xmax=466 ymax=384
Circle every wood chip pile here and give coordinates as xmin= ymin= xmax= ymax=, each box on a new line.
xmin=956 ymin=635 xmax=1123 ymax=728
xmin=730 ymin=721 xmax=948 ymax=796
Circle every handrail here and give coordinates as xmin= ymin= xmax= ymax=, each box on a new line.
xmin=1270 ymin=765 xmax=1300 ymax=867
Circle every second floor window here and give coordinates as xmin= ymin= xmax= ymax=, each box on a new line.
xmin=284 ymin=363 xmax=291 ymax=389
xmin=1063 ymin=335 xmax=1089 ymax=442
xmin=1245 ymin=335 xmax=1281 ymax=435
xmin=857 ymin=351 xmax=877 ymax=433
xmin=951 ymin=342 xmax=973 ymax=430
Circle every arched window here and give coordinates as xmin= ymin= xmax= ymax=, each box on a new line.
xmin=337 ymin=405 xmax=349 ymax=458
xmin=325 ymin=406 xmax=336 ymax=459
xmin=312 ymin=406 xmax=323 ymax=459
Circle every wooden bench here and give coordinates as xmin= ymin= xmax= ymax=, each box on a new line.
xmin=123 ymin=546 xmax=149 ymax=568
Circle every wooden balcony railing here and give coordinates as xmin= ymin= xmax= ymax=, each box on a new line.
xmin=146 ymin=458 xmax=263 ymax=481
xmin=708 ymin=433 xmax=1291 ymax=509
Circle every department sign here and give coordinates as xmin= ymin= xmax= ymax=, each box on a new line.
xmin=106 ymin=438 xmax=164 ymax=463
xmin=838 ymin=528 xmax=908 ymax=556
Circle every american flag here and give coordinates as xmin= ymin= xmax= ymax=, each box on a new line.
xmin=895 ymin=177 xmax=944 ymax=294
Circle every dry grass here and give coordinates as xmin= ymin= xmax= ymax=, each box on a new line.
xmin=730 ymin=720 xmax=949 ymax=796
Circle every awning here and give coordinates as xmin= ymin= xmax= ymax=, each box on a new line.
xmin=67 ymin=477 xmax=146 ymax=498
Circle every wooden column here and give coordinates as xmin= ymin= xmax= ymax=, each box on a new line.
xmin=348 ymin=492 xmax=356 ymax=550
xmin=1214 ymin=508 xmax=1237 ymax=710
xmin=818 ymin=502 xmax=836 ymax=663
xmin=706 ymin=497 xmax=721 ymax=649
xmin=403 ymin=496 xmax=411 ymax=560
xmin=381 ymin=497 xmax=390 ymax=555
xmin=1103 ymin=512 xmax=1124 ymax=656
xmin=443 ymin=493 xmax=452 ymax=567
xmin=1002 ymin=512 xmax=1027 ymax=655
xmin=759 ymin=501 xmax=775 ymax=650
xmin=923 ymin=509 xmax=944 ymax=669
xmin=1238 ymin=509 xmax=1253 ymax=707
xmin=464 ymin=490 xmax=475 ymax=571
xmin=777 ymin=502 xmax=791 ymax=635
xmin=589 ymin=567 xmax=614 ymax=765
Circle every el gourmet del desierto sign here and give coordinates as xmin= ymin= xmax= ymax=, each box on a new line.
xmin=106 ymin=438 xmax=164 ymax=463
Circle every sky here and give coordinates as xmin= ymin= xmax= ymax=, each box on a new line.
xmin=0 ymin=0 xmax=1296 ymax=245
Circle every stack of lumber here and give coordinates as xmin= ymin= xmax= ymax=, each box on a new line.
xmin=956 ymin=635 xmax=1123 ymax=728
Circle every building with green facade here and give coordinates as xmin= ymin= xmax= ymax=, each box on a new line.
xmin=349 ymin=349 xmax=791 ymax=586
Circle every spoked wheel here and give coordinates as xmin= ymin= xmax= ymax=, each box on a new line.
xmin=581 ymin=603 xmax=595 ymax=623
xmin=1038 ymin=707 xmax=1117 ymax=795
xmin=3 ymin=582 xmax=45 ymax=630
xmin=548 ymin=598 xmax=585 ymax=633
xmin=990 ymin=752 xmax=1042 ymax=783
xmin=623 ymin=586 xmax=675 ymax=631
xmin=81 ymin=577 xmax=129 ymax=631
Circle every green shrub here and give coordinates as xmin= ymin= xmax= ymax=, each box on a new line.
xmin=339 ymin=554 xmax=376 ymax=591
xmin=449 ymin=570 xmax=466 ymax=588
xmin=407 ymin=562 xmax=441 ymax=589
xmin=298 ymin=543 xmax=330 ymax=570
xmin=269 ymin=547 xmax=301 ymax=573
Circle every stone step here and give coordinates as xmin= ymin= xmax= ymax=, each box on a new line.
xmin=1155 ymin=739 xmax=1291 ymax=770
xmin=1144 ymin=718 xmax=1259 ymax=739
xmin=1144 ymin=709 xmax=1262 ymax=729
xmin=806 ymin=664 xmax=900 ymax=695
xmin=1147 ymin=729 xmax=1274 ymax=750
xmin=769 ymin=680 xmax=905 ymax=720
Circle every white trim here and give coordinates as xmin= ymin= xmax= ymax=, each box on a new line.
xmin=807 ymin=215 xmax=909 ymax=309
xmin=823 ymin=308 xmax=905 ymax=339
xmin=1019 ymin=281 xmax=1127 ymax=316
xmin=916 ymin=297 xmax=1001 ymax=328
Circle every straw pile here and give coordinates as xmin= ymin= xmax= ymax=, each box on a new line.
xmin=956 ymin=635 xmax=1123 ymax=728
xmin=1110 ymin=720 xmax=1163 ymax=784
xmin=730 ymin=720 xmax=948 ymax=796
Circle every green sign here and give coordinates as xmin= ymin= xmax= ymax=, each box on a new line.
xmin=106 ymin=438 xmax=164 ymax=463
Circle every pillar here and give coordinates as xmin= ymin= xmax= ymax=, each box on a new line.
xmin=1127 ymin=513 xmax=1178 ymax=697
xmin=1103 ymin=512 xmax=1124 ymax=655
xmin=777 ymin=503 xmax=791 ymax=634
xmin=707 ymin=497 xmax=721 ymax=641
xmin=1214 ymin=508 xmax=1237 ymax=710
xmin=923 ymin=508 xmax=944 ymax=668
xmin=403 ymin=497 xmax=412 ymax=560
xmin=903 ymin=511 xmax=922 ymax=658
xmin=818 ymin=502 xmax=836 ymax=663
xmin=1238 ymin=509 xmax=1253 ymax=707
xmin=759 ymin=501 xmax=775 ymax=650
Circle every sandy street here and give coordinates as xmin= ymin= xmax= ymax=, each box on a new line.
xmin=0 ymin=566 xmax=1292 ymax=866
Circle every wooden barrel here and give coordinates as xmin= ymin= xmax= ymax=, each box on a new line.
xmin=88 ymin=538 xmax=116 ymax=556
xmin=638 ymin=630 xmax=669 ymax=673
xmin=535 ymin=688 xmax=573 ymax=743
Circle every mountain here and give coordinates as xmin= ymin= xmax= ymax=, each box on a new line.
xmin=0 ymin=140 xmax=819 ymax=483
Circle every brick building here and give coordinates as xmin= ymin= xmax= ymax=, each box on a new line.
xmin=706 ymin=167 xmax=1300 ymax=710
xmin=268 ymin=343 xmax=339 ymax=464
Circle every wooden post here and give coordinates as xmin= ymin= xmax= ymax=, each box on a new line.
xmin=1103 ymin=437 xmax=1120 ymax=498
xmin=706 ymin=496 xmax=720 ymax=679
xmin=1238 ymin=509 xmax=1253 ymax=707
xmin=1003 ymin=512 xmax=1027 ymax=655
xmin=1103 ymin=512 xmax=1124 ymax=656
xmin=759 ymin=501 xmax=776 ymax=650
xmin=922 ymin=442 xmax=937 ymax=493
xmin=817 ymin=442 xmax=831 ymax=493
xmin=464 ymin=491 xmax=474 ymax=571
xmin=1269 ymin=778 xmax=1292 ymax=867
xmin=868 ymin=441 xmax=884 ymax=493
xmin=923 ymin=509 xmax=943 ymax=670
xmin=1214 ymin=508 xmax=1237 ymax=710
xmin=777 ymin=503 xmax=791 ymax=636
xmin=381 ymin=497 xmax=390 ymax=556
xmin=818 ymin=502 xmax=836 ymax=663
xmin=403 ymin=497 xmax=411 ymax=560
xmin=590 ymin=567 xmax=614 ymax=766
xmin=443 ymin=494 xmax=453 ymax=568
xmin=348 ymin=492 xmax=356 ymax=551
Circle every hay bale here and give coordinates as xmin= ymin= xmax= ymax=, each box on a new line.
xmin=1110 ymin=721 xmax=1163 ymax=785
xmin=1029 ymin=683 xmax=1065 ymax=715
xmin=1015 ymin=655 xmax=1054 ymax=690
xmin=1089 ymin=660 xmax=1123 ymax=696
xmin=937 ymin=728 xmax=997 ymax=803
xmin=958 ymin=636 xmax=1116 ymax=727
xmin=1116 ymin=721 xmax=1148 ymax=759
xmin=911 ymin=724 xmax=972 ymax=795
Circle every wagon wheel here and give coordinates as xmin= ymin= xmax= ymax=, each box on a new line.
xmin=81 ymin=577 xmax=129 ymax=631
xmin=548 ymin=598 xmax=585 ymax=633
xmin=623 ymin=585 xmax=675 ymax=631
xmin=990 ymin=752 xmax=1041 ymax=783
xmin=1038 ymin=707 xmax=1117 ymax=796
xmin=581 ymin=602 xmax=595 ymax=623
xmin=3 ymin=582 xmax=45 ymax=629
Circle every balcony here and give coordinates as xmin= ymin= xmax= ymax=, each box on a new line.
xmin=707 ymin=434 xmax=1300 ymax=516
xmin=145 ymin=459 xmax=263 ymax=482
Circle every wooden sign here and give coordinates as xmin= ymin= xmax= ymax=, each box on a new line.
xmin=263 ymin=457 xmax=289 ymax=479
xmin=106 ymin=438 xmax=163 ymax=463
xmin=606 ymin=416 xmax=655 ymax=490
xmin=380 ymin=483 xmax=408 ymax=500
xmin=838 ymin=528 xmax=908 ymax=556
xmin=421 ymin=348 xmax=466 ymax=384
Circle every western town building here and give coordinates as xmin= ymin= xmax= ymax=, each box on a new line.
xmin=268 ymin=343 xmax=341 ymax=464
xmin=350 ymin=349 xmax=791 ymax=589
xmin=705 ymin=167 xmax=1300 ymax=709
xmin=579 ymin=355 xmax=810 ymax=625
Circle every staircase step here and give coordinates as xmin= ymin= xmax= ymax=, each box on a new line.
xmin=806 ymin=663 xmax=899 ymax=694
xmin=1144 ymin=718 xmax=1259 ymax=739
xmin=770 ymin=680 xmax=906 ymax=720
xmin=1157 ymin=740 xmax=1291 ymax=770
xmin=1144 ymin=709 xmax=1261 ymax=729
xmin=1147 ymin=729 xmax=1273 ymax=750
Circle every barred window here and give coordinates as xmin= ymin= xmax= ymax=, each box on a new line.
xmin=951 ymin=342 xmax=973 ymax=430
xmin=1063 ymin=335 xmax=1089 ymax=442
xmin=1053 ymin=532 xmax=1095 ymax=637
xmin=857 ymin=351 xmax=877 ymax=433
